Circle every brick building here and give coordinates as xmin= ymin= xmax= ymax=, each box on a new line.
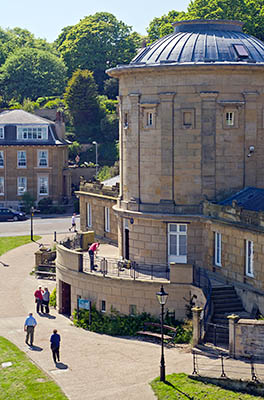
xmin=0 ymin=109 xmax=71 ymax=208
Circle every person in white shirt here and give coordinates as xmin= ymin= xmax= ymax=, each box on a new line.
xmin=69 ymin=213 xmax=77 ymax=232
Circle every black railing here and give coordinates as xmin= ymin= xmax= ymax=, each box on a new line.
xmin=193 ymin=265 xmax=212 ymax=333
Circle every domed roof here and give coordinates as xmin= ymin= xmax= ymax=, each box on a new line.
xmin=130 ymin=20 xmax=264 ymax=66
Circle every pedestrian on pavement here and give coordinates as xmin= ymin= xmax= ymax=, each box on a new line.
xmin=88 ymin=242 xmax=100 ymax=271
xmin=24 ymin=313 xmax=37 ymax=346
xmin=69 ymin=213 xmax=77 ymax=232
xmin=34 ymin=286 xmax=44 ymax=313
xmin=50 ymin=329 xmax=61 ymax=364
xmin=42 ymin=287 xmax=50 ymax=314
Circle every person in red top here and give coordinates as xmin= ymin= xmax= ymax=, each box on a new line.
xmin=88 ymin=242 xmax=100 ymax=271
xmin=34 ymin=286 xmax=44 ymax=313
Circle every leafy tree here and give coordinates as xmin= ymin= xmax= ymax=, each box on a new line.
xmin=103 ymin=78 xmax=118 ymax=99
xmin=0 ymin=48 xmax=67 ymax=101
xmin=58 ymin=12 xmax=141 ymax=90
xmin=68 ymin=140 xmax=82 ymax=161
xmin=147 ymin=10 xmax=187 ymax=43
xmin=64 ymin=69 xmax=102 ymax=142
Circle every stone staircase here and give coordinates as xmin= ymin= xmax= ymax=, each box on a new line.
xmin=205 ymin=285 xmax=250 ymax=346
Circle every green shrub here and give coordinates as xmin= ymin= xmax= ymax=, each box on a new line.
xmin=43 ymin=98 xmax=65 ymax=109
xmin=73 ymin=306 xmax=192 ymax=343
xmin=50 ymin=288 xmax=56 ymax=307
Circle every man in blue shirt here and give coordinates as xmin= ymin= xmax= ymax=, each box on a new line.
xmin=24 ymin=313 xmax=37 ymax=346
xmin=50 ymin=329 xmax=61 ymax=364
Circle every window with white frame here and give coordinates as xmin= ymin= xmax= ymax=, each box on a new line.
xmin=147 ymin=112 xmax=153 ymax=126
xmin=17 ymin=126 xmax=48 ymax=140
xmin=0 ymin=127 xmax=4 ymax=139
xmin=0 ymin=151 xmax=3 ymax=168
xmin=104 ymin=206 xmax=110 ymax=232
xmin=168 ymin=223 xmax=187 ymax=263
xmin=17 ymin=177 xmax=27 ymax=195
xmin=245 ymin=240 xmax=254 ymax=277
xmin=0 ymin=177 xmax=4 ymax=195
xmin=87 ymin=203 xmax=92 ymax=228
xmin=17 ymin=151 xmax=27 ymax=168
xmin=38 ymin=150 xmax=48 ymax=167
xmin=214 ymin=232 xmax=222 ymax=266
xmin=226 ymin=112 xmax=234 ymax=126
xmin=38 ymin=176 xmax=48 ymax=195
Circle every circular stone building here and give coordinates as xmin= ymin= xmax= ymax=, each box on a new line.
xmin=107 ymin=19 xmax=264 ymax=267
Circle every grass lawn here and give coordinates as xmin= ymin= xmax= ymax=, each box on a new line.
xmin=0 ymin=236 xmax=41 ymax=256
xmin=151 ymin=373 xmax=263 ymax=399
xmin=0 ymin=337 xmax=68 ymax=399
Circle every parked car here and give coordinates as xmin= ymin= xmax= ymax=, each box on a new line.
xmin=0 ymin=208 xmax=27 ymax=221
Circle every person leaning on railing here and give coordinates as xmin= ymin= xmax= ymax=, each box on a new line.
xmin=88 ymin=242 xmax=100 ymax=271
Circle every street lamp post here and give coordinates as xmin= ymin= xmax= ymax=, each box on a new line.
xmin=156 ymin=285 xmax=168 ymax=382
xmin=30 ymin=206 xmax=34 ymax=241
xmin=92 ymin=141 xmax=98 ymax=179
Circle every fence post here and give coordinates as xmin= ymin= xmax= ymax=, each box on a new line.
xmin=227 ymin=314 xmax=239 ymax=359
xmin=192 ymin=307 xmax=203 ymax=347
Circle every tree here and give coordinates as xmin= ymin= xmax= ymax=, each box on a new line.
xmin=187 ymin=0 xmax=264 ymax=40
xmin=0 ymin=48 xmax=67 ymax=101
xmin=147 ymin=10 xmax=187 ymax=43
xmin=64 ymin=69 xmax=102 ymax=142
xmin=58 ymin=12 xmax=141 ymax=90
xmin=103 ymin=78 xmax=118 ymax=100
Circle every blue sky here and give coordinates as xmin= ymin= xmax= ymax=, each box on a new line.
xmin=1 ymin=0 xmax=189 ymax=42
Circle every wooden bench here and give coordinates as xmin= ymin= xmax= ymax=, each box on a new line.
xmin=137 ymin=322 xmax=177 ymax=345
xmin=35 ymin=264 xmax=56 ymax=280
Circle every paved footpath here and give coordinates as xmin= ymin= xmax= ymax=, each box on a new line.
xmin=0 ymin=235 xmax=193 ymax=400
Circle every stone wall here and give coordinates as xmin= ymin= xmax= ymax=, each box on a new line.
xmin=235 ymin=319 xmax=264 ymax=359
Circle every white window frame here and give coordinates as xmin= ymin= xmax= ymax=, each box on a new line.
xmin=17 ymin=151 xmax=27 ymax=168
xmin=226 ymin=112 xmax=234 ymax=126
xmin=147 ymin=112 xmax=153 ymax=126
xmin=17 ymin=125 xmax=48 ymax=140
xmin=214 ymin=232 xmax=222 ymax=266
xmin=245 ymin=240 xmax=254 ymax=277
xmin=168 ymin=223 xmax=187 ymax=264
xmin=38 ymin=150 xmax=48 ymax=167
xmin=17 ymin=177 xmax=27 ymax=195
xmin=0 ymin=151 xmax=4 ymax=168
xmin=38 ymin=175 xmax=49 ymax=196
xmin=87 ymin=202 xmax=92 ymax=228
xmin=104 ymin=206 xmax=110 ymax=233
xmin=0 ymin=177 xmax=4 ymax=195
xmin=0 ymin=127 xmax=4 ymax=139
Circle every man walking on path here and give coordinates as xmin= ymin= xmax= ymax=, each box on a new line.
xmin=88 ymin=242 xmax=100 ymax=270
xmin=50 ymin=329 xmax=61 ymax=364
xmin=34 ymin=286 xmax=44 ymax=313
xmin=24 ymin=313 xmax=37 ymax=346
xmin=42 ymin=287 xmax=50 ymax=314
xmin=69 ymin=213 xmax=77 ymax=232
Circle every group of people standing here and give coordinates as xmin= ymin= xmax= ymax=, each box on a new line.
xmin=23 ymin=286 xmax=61 ymax=364
xmin=34 ymin=286 xmax=50 ymax=314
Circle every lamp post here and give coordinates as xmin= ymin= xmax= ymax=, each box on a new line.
xmin=30 ymin=206 xmax=34 ymax=241
xmin=156 ymin=285 xmax=168 ymax=382
xmin=92 ymin=141 xmax=98 ymax=179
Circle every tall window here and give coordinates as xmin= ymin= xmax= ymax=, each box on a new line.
xmin=245 ymin=240 xmax=254 ymax=277
xmin=38 ymin=150 xmax=48 ymax=167
xmin=101 ymin=300 xmax=106 ymax=313
xmin=0 ymin=151 xmax=3 ymax=167
xmin=168 ymin=223 xmax=187 ymax=263
xmin=104 ymin=207 xmax=110 ymax=232
xmin=17 ymin=151 xmax=27 ymax=168
xmin=0 ymin=177 xmax=4 ymax=195
xmin=214 ymin=232 xmax=222 ymax=266
xmin=38 ymin=176 xmax=48 ymax=195
xmin=0 ymin=127 xmax=4 ymax=139
xmin=87 ymin=203 xmax=92 ymax=228
xmin=17 ymin=126 xmax=48 ymax=140
xmin=226 ymin=112 xmax=234 ymax=126
xmin=17 ymin=177 xmax=27 ymax=195
xmin=147 ymin=112 xmax=153 ymax=126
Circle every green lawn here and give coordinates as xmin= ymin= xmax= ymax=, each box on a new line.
xmin=151 ymin=373 xmax=263 ymax=399
xmin=0 ymin=236 xmax=41 ymax=256
xmin=0 ymin=337 xmax=68 ymax=399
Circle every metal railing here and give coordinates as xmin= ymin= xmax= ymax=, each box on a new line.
xmin=82 ymin=254 xmax=170 ymax=281
xmin=193 ymin=265 xmax=212 ymax=334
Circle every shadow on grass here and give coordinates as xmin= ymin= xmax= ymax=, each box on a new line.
xmin=165 ymin=381 xmax=194 ymax=399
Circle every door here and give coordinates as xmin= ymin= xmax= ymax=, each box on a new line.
xmin=123 ymin=219 xmax=130 ymax=260
xmin=60 ymin=281 xmax=71 ymax=315
xmin=168 ymin=223 xmax=187 ymax=264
